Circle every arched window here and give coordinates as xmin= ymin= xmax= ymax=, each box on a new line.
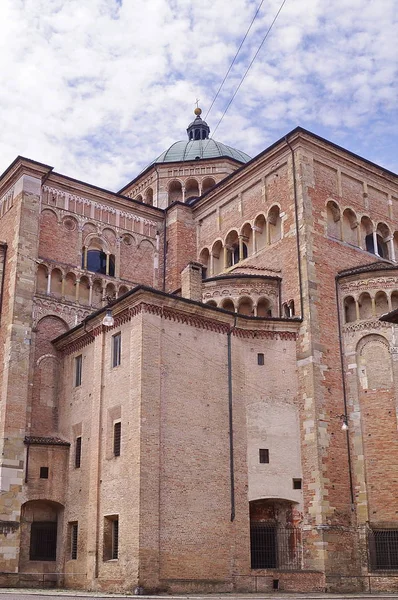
xmin=241 ymin=223 xmax=253 ymax=256
xmin=376 ymin=223 xmax=391 ymax=259
xmin=392 ymin=290 xmax=398 ymax=311
xmin=225 ymin=230 xmax=240 ymax=267
xmin=83 ymin=250 xmax=115 ymax=277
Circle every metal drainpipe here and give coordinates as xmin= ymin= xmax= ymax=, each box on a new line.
xmin=162 ymin=217 xmax=167 ymax=292
xmin=335 ymin=276 xmax=355 ymax=506
xmin=227 ymin=314 xmax=237 ymax=522
xmin=0 ymin=243 xmax=8 ymax=326
xmin=285 ymin=137 xmax=304 ymax=319
xmin=94 ymin=327 xmax=106 ymax=579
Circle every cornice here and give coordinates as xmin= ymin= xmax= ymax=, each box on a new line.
xmin=55 ymin=295 xmax=298 ymax=355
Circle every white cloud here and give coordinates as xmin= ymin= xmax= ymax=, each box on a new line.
xmin=0 ymin=0 xmax=396 ymax=190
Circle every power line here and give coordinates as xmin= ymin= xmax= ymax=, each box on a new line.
xmin=205 ymin=0 xmax=288 ymax=148
xmin=204 ymin=0 xmax=265 ymax=122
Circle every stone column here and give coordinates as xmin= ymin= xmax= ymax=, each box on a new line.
xmin=75 ymin=279 xmax=80 ymax=303
xmin=46 ymin=269 xmax=51 ymax=295
xmin=355 ymin=300 xmax=360 ymax=321
xmin=388 ymin=237 xmax=395 ymax=262
xmin=238 ymin=236 xmax=244 ymax=261
xmin=223 ymin=246 xmax=229 ymax=270
xmin=373 ymin=231 xmax=379 ymax=256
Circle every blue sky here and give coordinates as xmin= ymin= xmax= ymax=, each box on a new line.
xmin=0 ymin=0 xmax=397 ymax=190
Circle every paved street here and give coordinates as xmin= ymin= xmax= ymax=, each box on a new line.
xmin=0 ymin=591 xmax=398 ymax=600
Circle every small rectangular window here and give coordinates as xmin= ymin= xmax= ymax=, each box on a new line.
xmin=75 ymin=355 xmax=82 ymax=387
xmin=104 ymin=515 xmax=119 ymax=561
xmin=112 ymin=333 xmax=121 ymax=368
xmin=257 ymin=353 xmax=265 ymax=365
xmin=113 ymin=422 xmax=121 ymax=457
xmin=70 ymin=522 xmax=78 ymax=560
xmin=112 ymin=518 xmax=119 ymax=560
xmin=293 ymin=478 xmax=302 ymax=490
xmin=259 ymin=449 xmax=269 ymax=464
xmin=75 ymin=436 xmax=82 ymax=468
xmin=40 ymin=466 xmax=49 ymax=479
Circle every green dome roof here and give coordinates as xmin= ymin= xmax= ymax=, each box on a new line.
xmin=154 ymin=139 xmax=251 ymax=164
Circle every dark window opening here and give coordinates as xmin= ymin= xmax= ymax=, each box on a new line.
xmin=39 ymin=467 xmax=49 ymax=479
xmin=29 ymin=522 xmax=57 ymax=561
xmin=75 ymin=355 xmax=82 ymax=387
xmin=293 ymin=478 xmax=302 ymax=490
xmin=257 ymin=353 xmax=265 ymax=366
xmin=84 ymin=250 xmax=115 ymax=277
xmin=70 ymin=523 xmax=78 ymax=560
xmin=259 ymin=448 xmax=269 ymax=463
xmin=75 ymin=436 xmax=82 ymax=468
xmin=369 ymin=530 xmax=398 ymax=570
xmin=112 ymin=333 xmax=121 ymax=368
xmin=112 ymin=518 xmax=119 ymax=559
xmin=113 ymin=422 xmax=121 ymax=457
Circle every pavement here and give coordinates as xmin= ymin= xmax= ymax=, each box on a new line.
xmin=0 ymin=591 xmax=398 ymax=600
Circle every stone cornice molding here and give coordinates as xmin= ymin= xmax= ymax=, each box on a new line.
xmin=55 ymin=296 xmax=298 ymax=355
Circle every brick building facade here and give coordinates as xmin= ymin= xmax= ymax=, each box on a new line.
xmin=0 ymin=109 xmax=397 ymax=593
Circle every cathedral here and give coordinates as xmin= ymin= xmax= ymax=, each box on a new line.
xmin=0 ymin=107 xmax=397 ymax=594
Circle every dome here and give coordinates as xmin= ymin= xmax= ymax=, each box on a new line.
xmin=154 ymin=139 xmax=251 ymax=164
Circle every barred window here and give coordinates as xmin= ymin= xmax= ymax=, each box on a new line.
xmin=369 ymin=529 xmax=398 ymax=570
xmin=75 ymin=436 xmax=82 ymax=469
xmin=29 ymin=522 xmax=57 ymax=561
xmin=112 ymin=333 xmax=121 ymax=368
xmin=70 ymin=522 xmax=78 ymax=560
xmin=104 ymin=515 xmax=119 ymax=561
xmin=75 ymin=355 xmax=82 ymax=387
xmin=113 ymin=422 xmax=121 ymax=457
xmin=112 ymin=518 xmax=119 ymax=560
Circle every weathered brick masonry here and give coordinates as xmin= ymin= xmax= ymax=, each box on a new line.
xmin=0 ymin=118 xmax=397 ymax=593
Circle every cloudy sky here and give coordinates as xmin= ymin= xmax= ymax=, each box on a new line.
xmin=0 ymin=0 xmax=397 ymax=191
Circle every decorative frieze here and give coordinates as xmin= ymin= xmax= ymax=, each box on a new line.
xmin=33 ymin=297 xmax=90 ymax=329
xmin=0 ymin=186 xmax=15 ymax=218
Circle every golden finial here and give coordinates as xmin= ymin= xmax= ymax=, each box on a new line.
xmin=194 ymin=98 xmax=202 ymax=116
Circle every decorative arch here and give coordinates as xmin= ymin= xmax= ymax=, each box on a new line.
xmin=185 ymin=178 xmax=200 ymax=201
xmin=199 ymin=247 xmax=210 ymax=278
xmin=19 ymin=500 xmax=64 ymax=568
xmin=64 ymin=272 xmax=76 ymax=303
xmin=391 ymin=290 xmax=398 ymax=311
xmin=237 ymin=296 xmax=253 ymax=316
xmin=268 ymin=205 xmax=282 ymax=243
xmin=79 ymin=275 xmax=91 ymax=305
xmin=36 ymin=264 xmax=48 ymax=294
xmin=82 ymin=235 xmax=115 ymax=277
xmin=221 ymin=298 xmax=235 ymax=312
xmin=202 ymin=177 xmax=216 ymax=194
xmin=357 ymin=334 xmax=392 ymax=390
xmin=374 ymin=291 xmax=389 ymax=316
xmin=168 ymin=180 xmax=183 ymax=204
xmin=326 ymin=200 xmax=341 ymax=239
xmin=376 ymin=222 xmax=391 ymax=259
xmin=342 ymin=208 xmax=358 ymax=246
xmin=206 ymin=300 xmax=217 ymax=307
xmin=358 ymin=292 xmax=373 ymax=320
xmin=136 ymin=194 xmax=143 ymax=202
xmin=360 ymin=216 xmax=375 ymax=252
xmin=257 ymin=297 xmax=272 ymax=317
xmin=50 ymin=268 xmax=63 ymax=297
xmin=225 ymin=230 xmax=240 ymax=267
xmin=145 ymin=187 xmax=154 ymax=206
xmin=211 ymin=240 xmax=224 ymax=275
xmin=254 ymin=214 xmax=267 ymax=251
xmin=344 ymin=296 xmax=356 ymax=323
xmin=241 ymin=222 xmax=253 ymax=255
